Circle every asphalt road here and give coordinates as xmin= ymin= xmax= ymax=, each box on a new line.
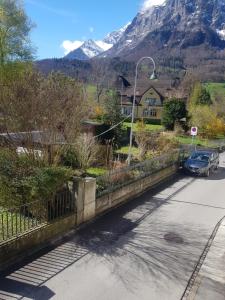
xmin=1 ymin=153 xmax=225 ymax=300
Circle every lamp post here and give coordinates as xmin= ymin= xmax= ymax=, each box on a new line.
xmin=127 ymin=56 xmax=157 ymax=166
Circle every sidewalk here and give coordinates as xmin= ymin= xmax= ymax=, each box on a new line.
xmin=186 ymin=218 xmax=225 ymax=300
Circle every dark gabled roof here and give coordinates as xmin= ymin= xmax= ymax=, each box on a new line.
xmin=120 ymin=86 xmax=164 ymax=98
xmin=141 ymin=86 xmax=164 ymax=101
xmin=120 ymin=86 xmax=164 ymax=106
xmin=121 ymin=95 xmax=141 ymax=106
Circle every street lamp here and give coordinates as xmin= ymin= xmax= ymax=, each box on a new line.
xmin=127 ymin=56 xmax=157 ymax=166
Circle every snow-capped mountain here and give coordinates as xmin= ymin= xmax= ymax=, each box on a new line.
xmin=64 ymin=40 xmax=104 ymax=60
xmin=64 ymin=23 xmax=130 ymax=61
xmin=105 ymin=0 xmax=225 ymax=58
xmin=38 ymin=0 xmax=225 ymax=84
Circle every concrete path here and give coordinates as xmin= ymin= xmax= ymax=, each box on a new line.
xmin=0 ymin=153 xmax=225 ymax=300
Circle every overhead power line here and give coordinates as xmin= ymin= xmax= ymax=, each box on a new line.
xmin=93 ymin=114 xmax=132 ymax=139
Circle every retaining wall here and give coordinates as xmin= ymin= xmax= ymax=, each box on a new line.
xmin=96 ymin=164 xmax=177 ymax=215
xmin=0 ymin=214 xmax=76 ymax=271
xmin=0 ymin=165 xmax=177 ymax=271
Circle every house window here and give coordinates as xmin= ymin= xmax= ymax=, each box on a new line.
xmin=145 ymin=98 xmax=161 ymax=106
xmin=122 ymin=107 xmax=132 ymax=116
xmin=143 ymin=109 xmax=149 ymax=117
xmin=143 ymin=108 xmax=157 ymax=117
xmin=150 ymin=109 xmax=157 ymax=117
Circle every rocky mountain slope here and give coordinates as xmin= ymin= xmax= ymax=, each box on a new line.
xmin=105 ymin=0 xmax=225 ymax=59
xmin=102 ymin=22 xmax=131 ymax=45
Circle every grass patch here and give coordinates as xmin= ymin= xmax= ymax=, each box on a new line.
xmin=123 ymin=122 xmax=163 ymax=132
xmin=86 ymin=167 xmax=107 ymax=177
xmin=116 ymin=146 xmax=139 ymax=155
xmin=86 ymin=84 xmax=97 ymax=95
xmin=205 ymin=82 xmax=225 ymax=101
xmin=174 ymin=136 xmax=211 ymax=147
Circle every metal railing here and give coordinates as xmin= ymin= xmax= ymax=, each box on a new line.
xmin=0 ymin=189 xmax=75 ymax=244
xmin=96 ymin=150 xmax=180 ymax=198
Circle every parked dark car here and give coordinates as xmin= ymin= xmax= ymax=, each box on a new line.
xmin=184 ymin=150 xmax=219 ymax=177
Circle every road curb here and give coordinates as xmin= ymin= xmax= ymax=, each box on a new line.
xmin=181 ymin=216 xmax=225 ymax=300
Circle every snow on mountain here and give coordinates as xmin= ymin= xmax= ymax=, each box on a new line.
xmin=63 ymin=23 xmax=130 ymax=61
xmin=64 ymin=39 xmax=104 ymax=60
xmin=217 ymin=28 xmax=225 ymax=40
xmin=103 ymin=23 xmax=131 ymax=45
xmin=141 ymin=0 xmax=166 ymax=12
xmin=81 ymin=40 xmax=103 ymax=58
xmin=95 ymin=41 xmax=113 ymax=51
xmin=105 ymin=0 xmax=225 ymax=57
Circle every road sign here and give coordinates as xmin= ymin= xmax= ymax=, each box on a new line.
xmin=191 ymin=127 xmax=198 ymax=136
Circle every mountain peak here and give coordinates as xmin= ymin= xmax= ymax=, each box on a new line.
xmin=63 ymin=24 xmax=131 ymax=61
xmin=103 ymin=22 xmax=131 ymax=45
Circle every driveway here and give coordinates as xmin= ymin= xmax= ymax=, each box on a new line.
xmin=0 ymin=153 xmax=225 ymax=300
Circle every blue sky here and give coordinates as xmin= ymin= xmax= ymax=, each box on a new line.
xmin=24 ymin=0 xmax=143 ymax=59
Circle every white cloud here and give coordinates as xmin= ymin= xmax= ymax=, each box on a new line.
xmin=89 ymin=27 xmax=94 ymax=33
xmin=61 ymin=40 xmax=83 ymax=55
xmin=141 ymin=0 xmax=166 ymax=11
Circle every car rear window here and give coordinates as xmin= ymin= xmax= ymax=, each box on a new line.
xmin=190 ymin=153 xmax=210 ymax=161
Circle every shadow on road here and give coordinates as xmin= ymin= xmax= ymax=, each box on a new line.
xmin=74 ymin=175 xmax=209 ymax=293
xmin=0 ymin=242 xmax=89 ymax=299
xmin=76 ymin=175 xmax=195 ymax=252
xmin=208 ymin=167 xmax=225 ymax=180
xmin=101 ymin=221 xmax=209 ymax=294
xmin=0 ymin=175 xmax=199 ymax=299
xmin=0 ymin=279 xmax=54 ymax=300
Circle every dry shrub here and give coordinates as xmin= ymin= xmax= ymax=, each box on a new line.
xmin=109 ymin=161 xmax=133 ymax=184
xmin=74 ymin=133 xmax=99 ymax=170
xmin=156 ymin=134 xmax=179 ymax=152
xmin=205 ymin=118 xmax=225 ymax=138
xmin=190 ymin=105 xmax=225 ymax=138
xmin=95 ymin=144 xmax=113 ymax=167
xmin=174 ymin=121 xmax=185 ymax=135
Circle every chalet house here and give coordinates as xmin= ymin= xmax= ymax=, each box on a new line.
xmin=120 ymin=86 xmax=165 ymax=123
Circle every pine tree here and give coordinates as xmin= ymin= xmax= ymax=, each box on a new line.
xmin=162 ymin=99 xmax=187 ymax=130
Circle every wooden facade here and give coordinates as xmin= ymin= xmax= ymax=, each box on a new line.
xmin=120 ymin=86 xmax=164 ymax=122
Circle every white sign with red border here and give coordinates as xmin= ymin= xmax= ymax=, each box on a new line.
xmin=191 ymin=127 xmax=198 ymax=136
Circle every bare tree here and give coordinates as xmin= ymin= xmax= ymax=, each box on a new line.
xmin=0 ymin=69 xmax=90 ymax=164
xmin=74 ymin=133 xmax=99 ymax=170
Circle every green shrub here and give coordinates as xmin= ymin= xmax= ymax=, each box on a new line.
xmin=0 ymin=149 xmax=73 ymax=208
xmin=60 ymin=147 xmax=79 ymax=168
xmin=162 ymin=99 xmax=187 ymax=130
xmin=143 ymin=119 xmax=162 ymax=125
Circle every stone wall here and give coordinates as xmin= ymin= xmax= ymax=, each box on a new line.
xmin=96 ymin=164 xmax=177 ymax=215
xmin=0 ymin=214 xmax=76 ymax=271
xmin=0 ymin=165 xmax=177 ymax=271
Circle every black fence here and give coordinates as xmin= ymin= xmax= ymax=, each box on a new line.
xmin=96 ymin=150 xmax=180 ymax=197
xmin=0 ymin=189 xmax=75 ymax=244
